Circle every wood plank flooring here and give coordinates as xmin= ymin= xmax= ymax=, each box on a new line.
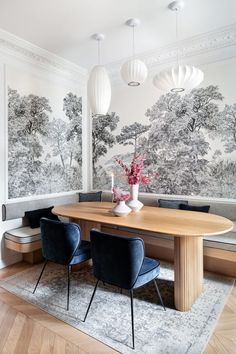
xmin=0 ymin=262 xmax=235 ymax=354
xmin=205 ymin=283 xmax=236 ymax=354
xmin=0 ymin=262 xmax=118 ymax=354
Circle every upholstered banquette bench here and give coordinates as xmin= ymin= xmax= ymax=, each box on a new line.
xmin=3 ymin=191 xmax=236 ymax=277
xmin=4 ymin=226 xmax=42 ymax=263
xmin=2 ymin=194 xmax=79 ymax=264
xmin=2 ymin=192 xmax=102 ymax=264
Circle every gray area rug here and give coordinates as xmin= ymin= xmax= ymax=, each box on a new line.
xmin=0 ymin=262 xmax=233 ymax=354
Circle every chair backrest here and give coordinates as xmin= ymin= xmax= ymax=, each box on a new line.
xmin=40 ymin=218 xmax=81 ymax=265
xmin=90 ymin=229 xmax=144 ymax=289
xmin=79 ymin=191 xmax=102 ymax=202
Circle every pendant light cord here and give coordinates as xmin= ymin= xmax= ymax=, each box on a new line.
xmin=132 ymin=25 xmax=135 ymax=59
xmin=175 ymin=9 xmax=179 ymax=66
xmin=97 ymin=39 xmax=101 ymax=65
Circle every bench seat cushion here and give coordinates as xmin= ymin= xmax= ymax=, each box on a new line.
xmin=112 ymin=225 xmax=236 ymax=252
xmin=204 ymin=221 xmax=236 ymax=252
xmin=135 ymin=226 xmax=236 ymax=253
xmin=4 ymin=227 xmax=41 ymax=244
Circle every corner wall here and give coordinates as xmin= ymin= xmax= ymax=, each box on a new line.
xmin=0 ymin=29 xmax=88 ymax=268
xmin=92 ymin=25 xmax=236 ymax=201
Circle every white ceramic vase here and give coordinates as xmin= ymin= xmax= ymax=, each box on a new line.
xmin=112 ymin=201 xmax=131 ymax=217
xmin=127 ymin=184 xmax=144 ymax=212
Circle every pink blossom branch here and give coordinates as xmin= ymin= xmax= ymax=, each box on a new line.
xmin=112 ymin=187 xmax=130 ymax=201
xmin=115 ymin=154 xmax=159 ymax=186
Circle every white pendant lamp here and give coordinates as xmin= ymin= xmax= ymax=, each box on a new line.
xmin=88 ymin=33 xmax=111 ymax=115
xmin=121 ymin=18 xmax=148 ymax=86
xmin=153 ymin=1 xmax=204 ymax=93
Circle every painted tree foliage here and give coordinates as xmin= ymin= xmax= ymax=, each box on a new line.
xmin=93 ymin=85 xmax=236 ymax=198
xmin=216 ymin=103 xmax=236 ymax=153
xmin=92 ymin=112 xmax=119 ymax=170
xmin=8 ymin=87 xmax=82 ymax=198
xmin=63 ymin=92 xmax=82 ymax=166
xmin=116 ymin=122 xmax=150 ymax=153
xmin=92 ymin=112 xmax=119 ymax=189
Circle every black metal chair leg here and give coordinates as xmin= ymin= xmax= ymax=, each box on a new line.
xmin=153 ymin=279 xmax=166 ymax=311
xmin=33 ymin=260 xmax=48 ymax=294
xmin=83 ymin=280 xmax=99 ymax=322
xmin=67 ymin=265 xmax=71 ymax=311
xmin=130 ymin=290 xmax=135 ymax=349
xmin=120 ymin=288 xmax=123 ymax=294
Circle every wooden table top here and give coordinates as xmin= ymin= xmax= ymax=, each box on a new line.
xmin=53 ymin=202 xmax=233 ymax=237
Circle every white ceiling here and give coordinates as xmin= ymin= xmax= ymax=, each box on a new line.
xmin=0 ymin=0 xmax=235 ymax=69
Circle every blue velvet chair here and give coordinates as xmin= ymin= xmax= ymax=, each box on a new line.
xmin=83 ymin=230 xmax=165 ymax=349
xmin=33 ymin=218 xmax=91 ymax=311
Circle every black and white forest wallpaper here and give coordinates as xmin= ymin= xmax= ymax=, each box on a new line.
xmin=93 ymin=85 xmax=236 ymax=199
xmin=8 ymin=87 xmax=82 ymax=199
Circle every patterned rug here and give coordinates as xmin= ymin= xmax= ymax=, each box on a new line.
xmin=0 ymin=262 xmax=233 ymax=354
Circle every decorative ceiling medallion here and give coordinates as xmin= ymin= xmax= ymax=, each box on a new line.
xmin=106 ymin=24 xmax=236 ymax=84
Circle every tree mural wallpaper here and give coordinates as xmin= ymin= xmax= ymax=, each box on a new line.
xmin=8 ymin=86 xmax=82 ymax=199
xmin=93 ymin=85 xmax=236 ymax=199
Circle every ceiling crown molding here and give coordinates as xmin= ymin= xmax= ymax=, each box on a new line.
xmin=106 ymin=23 xmax=236 ymax=84
xmin=0 ymin=28 xmax=87 ymax=82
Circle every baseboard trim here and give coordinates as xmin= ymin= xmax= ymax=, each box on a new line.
xmin=0 ymin=254 xmax=23 ymax=269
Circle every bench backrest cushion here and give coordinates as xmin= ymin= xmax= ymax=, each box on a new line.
xmin=25 ymin=206 xmax=59 ymax=228
xmin=78 ymin=191 xmax=102 ymax=202
xmin=179 ymin=204 xmax=210 ymax=213
xmin=158 ymin=199 xmax=188 ymax=209
xmin=2 ymin=194 xmax=78 ymax=221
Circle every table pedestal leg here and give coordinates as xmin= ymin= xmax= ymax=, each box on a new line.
xmin=70 ymin=219 xmax=101 ymax=272
xmin=70 ymin=219 xmax=101 ymax=241
xmin=174 ymin=236 xmax=203 ymax=311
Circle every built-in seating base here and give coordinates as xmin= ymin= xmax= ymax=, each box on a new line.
xmin=2 ymin=194 xmax=79 ymax=265
xmin=4 ymin=226 xmax=43 ymax=264
xmin=22 ymin=249 xmax=43 ymax=264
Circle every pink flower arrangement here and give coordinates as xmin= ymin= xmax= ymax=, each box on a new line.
xmin=112 ymin=187 xmax=130 ymax=202
xmin=115 ymin=154 xmax=159 ymax=185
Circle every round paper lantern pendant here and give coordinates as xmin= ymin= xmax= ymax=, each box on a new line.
xmin=153 ymin=65 xmax=204 ymax=92
xmin=121 ymin=58 xmax=148 ymax=86
xmin=121 ymin=18 xmax=148 ymax=87
xmin=153 ymin=1 xmax=204 ymax=93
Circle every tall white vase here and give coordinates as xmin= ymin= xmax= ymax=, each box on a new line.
xmin=112 ymin=201 xmax=131 ymax=217
xmin=127 ymin=184 xmax=143 ymax=212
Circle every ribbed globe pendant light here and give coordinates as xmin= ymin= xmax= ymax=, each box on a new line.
xmin=121 ymin=18 xmax=148 ymax=86
xmin=153 ymin=1 xmax=204 ymax=92
xmin=87 ymin=33 xmax=111 ymax=115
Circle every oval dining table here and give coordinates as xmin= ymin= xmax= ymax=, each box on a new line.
xmin=53 ymin=202 xmax=233 ymax=312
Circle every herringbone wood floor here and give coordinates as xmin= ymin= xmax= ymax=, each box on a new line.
xmin=204 ymin=283 xmax=236 ymax=354
xmin=0 ymin=262 xmax=235 ymax=354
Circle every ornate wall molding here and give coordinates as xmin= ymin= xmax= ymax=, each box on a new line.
xmin=0 ymin=24 xmax=235 ymax=85
xmin=106 ymin=23 xmax=236 ymax=84
xmin=0 ymin=28 xmax=87 ymax=83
